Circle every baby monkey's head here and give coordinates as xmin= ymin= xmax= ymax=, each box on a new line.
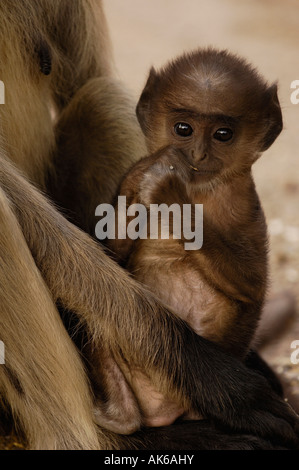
xmin=136 ymin=48 xmax=282 ymax=185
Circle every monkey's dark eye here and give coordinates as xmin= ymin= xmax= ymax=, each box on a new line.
xmin=174 ymin=122 xmax=193 ymax=137
xmin=213 ymin=128 xmax=233 ymax=142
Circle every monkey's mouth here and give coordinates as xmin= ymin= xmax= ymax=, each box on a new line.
xmin=189 ymin=167 xmax=219 ymax=186
xmin=189 ymin=165 xmax=217 ymax=175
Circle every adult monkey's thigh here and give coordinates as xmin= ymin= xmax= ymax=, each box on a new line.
xmin=0 ymin=186 xmax=99 ymax=450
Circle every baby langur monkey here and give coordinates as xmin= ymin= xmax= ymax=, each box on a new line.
xmin=107 ymin=48 xmax=283 ymax=427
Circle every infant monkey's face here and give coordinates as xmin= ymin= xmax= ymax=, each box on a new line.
xmin=136 ymin=48 xmax=283 ymax=187
xmin=144 ymin=98 xmax=259 ymax=188
xmin=165 ymin=107 xmax=239 ymax=184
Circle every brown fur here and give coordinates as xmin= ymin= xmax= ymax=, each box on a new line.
xmin=107 ymin=49 xmax=281 ymax=421
xmin=0 ymin=1 xmax=298 ymax=450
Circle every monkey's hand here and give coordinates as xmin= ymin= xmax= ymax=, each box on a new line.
xmin=109 ymin=146 xmax=189 ymax=262
xmin=136 ymin=146 xmax=192 ymax=207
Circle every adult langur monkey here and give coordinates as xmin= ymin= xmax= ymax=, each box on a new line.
xmin=0 ymin=0 xmax=298 ymax=450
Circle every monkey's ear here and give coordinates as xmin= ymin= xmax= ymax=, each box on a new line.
xmin=260 ymin=84 xmax=283 ymax=151
xmin=136 ymin=67 xmax=159 ymax=134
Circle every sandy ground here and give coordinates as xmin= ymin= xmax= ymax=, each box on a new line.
xmin=1 ymin=0 xmax=299 ymax=449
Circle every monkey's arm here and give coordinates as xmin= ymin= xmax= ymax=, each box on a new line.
xmin=107 ymin=151 xmax=168 ymax=263
xmin=1 ymin=157 xmax=298 ymax=447
xmin=108 ymin=147 xmax=189 ymax=263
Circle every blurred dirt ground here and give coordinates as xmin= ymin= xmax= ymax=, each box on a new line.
xmin=1 ymin=0 xmax=299 ymax=450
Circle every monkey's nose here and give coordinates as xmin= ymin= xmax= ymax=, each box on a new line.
xmin=191 ymin=151 xmax=208 ymax=164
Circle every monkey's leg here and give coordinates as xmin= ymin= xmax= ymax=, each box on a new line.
xmin=244 ymin=350 xmax=283 ymax=397
xmin=1 ymin=157 xmax=298 ymax=447
xmin=124 ymin=421 xmax=289 ymax=450
xmin=255 ymin=291 xmax=297 ymax=347
xmin=0 ymin=186 xmax=101 ymax=450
